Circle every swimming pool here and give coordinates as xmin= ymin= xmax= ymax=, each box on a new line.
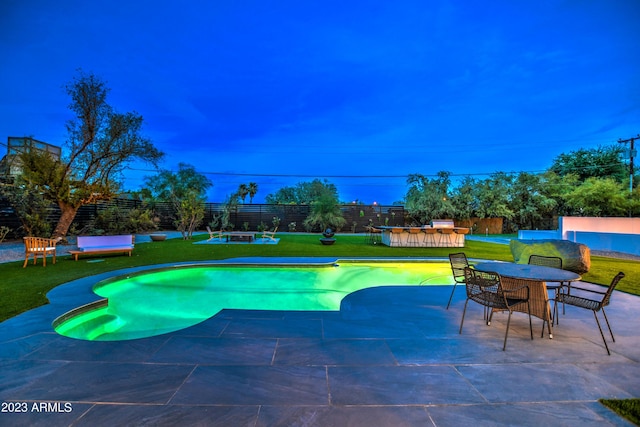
xmin=54 ymin=260 xmax=453 ymax=341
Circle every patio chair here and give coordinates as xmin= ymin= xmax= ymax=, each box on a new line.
xmin=446 ymin=252 xmax=469 ymax=309
xmin=555 ymin=272 xmax=625 ymax=355
xmin=528 ymin=254 xmax=567 ymax=323
xmin=459 ymin=267 xmax=533 ymax=351
xmin=23 ymin=236 xmax=60 ymax=267
xmin=262 ymin=226 xmax=278 ymax=242
xmin=206 ymin=226 xmax=225 ymax=242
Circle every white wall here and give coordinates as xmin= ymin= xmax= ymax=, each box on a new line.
xmin=559 ymin=217 xmax=640 ymax=238
xmin=518 ymin=217 xmax=640 ymax=256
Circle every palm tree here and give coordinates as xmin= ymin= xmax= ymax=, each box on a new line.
xmin=237 ymin=184 xmax=249 ymax=203
xmin=248 ymin=182 xmax=258 ymax=203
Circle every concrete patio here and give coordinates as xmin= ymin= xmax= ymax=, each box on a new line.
xmin=0 ymin=259 xmax=638 ymax=426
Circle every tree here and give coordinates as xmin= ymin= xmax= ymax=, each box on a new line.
xmin=404 ymin=171 xmax=456 ymax=224
xmin=549 ymin=145 xmax=627 ymax=183
xmin=473 ymin=173 xmax=514 ymax=220
xmin=18 ymin=71 xmax=163 ymax=238
xmin=563 ymin=177 xmax=629 ymax=217
xmin=302 ymin=193 xmax=347 ymax=232
xmin=248 ymin=182 xmax=258 ymax=203
xmin=265 ymin=179 xmax=339 ymax=205
xmin=508 ymin=172 xmax=556 ymax=230
xmin=265 ymin=186 xmax=297 ymax=204
xmin=0 ymin=174 xmax=51 ymax=236
xmin=237 ymin=184 xmax=249 ymax=203
xmin=450 ymin=176 xmax=478 ymax=220
xmin=143 ymin=163 xmax=212 ymax=239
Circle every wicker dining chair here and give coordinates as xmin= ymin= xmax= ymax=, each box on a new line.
xmin=555 ymin=272 xmax=625 ymax=355
xmin=459 ymin=267 xmax=533 ymax=351
xmin=446 ymin=252 xmax=469 ymax=309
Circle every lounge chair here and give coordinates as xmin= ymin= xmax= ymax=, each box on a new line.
xmin=23 ymin=236 xmax=60 ymax=267
xmin=206 ymin=226 xmax=225 ymax=242
xmin=261 ymin=227 xmax=278 ymax=242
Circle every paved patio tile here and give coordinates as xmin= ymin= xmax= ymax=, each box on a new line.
xmin=328 ymin=365 xmax=486 ymax=405
xmin=170 ymin=365 xmax=329 ymax=405
xmin=456 ymin=363 xmax=634 ymax=403
xmin=149 ymin=336 xmax=277 ymax=365
xmin=24 ymin=335 xmax=170 ymax=363
xmin=256 ymin=405 xmax=432 ymax=427
xmin=6 ymin=361 xmax=194 ymax=403
xmin=76 ymin=404 xmax=260 ymax=426
xmin=426 ymin=402 xmax=633 ymax=427
xmin=221 ymin=318 xmax=323 ymax=338
xmin=273 ymin=338 xmax=397 ymax=365
xmin=0 ymin=403 xmax=94 ymax=427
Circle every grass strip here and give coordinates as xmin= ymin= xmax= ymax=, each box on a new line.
xmin=600 ymin=398 xmax=640 ymax=426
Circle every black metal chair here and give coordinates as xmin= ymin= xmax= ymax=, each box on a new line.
xmin=555 ymin=272 xmax=625 ymax=355
xmin=447 ymin=252 xmax=469 ymax=309
xmin=459 ymin=267 xmax=533 ymax=351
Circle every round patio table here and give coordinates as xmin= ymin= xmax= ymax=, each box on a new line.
xmin=474 ymin=262 xmax=581 ymax=339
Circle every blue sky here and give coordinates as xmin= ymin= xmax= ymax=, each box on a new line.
xmin=1 ymin=1 xmax=638 ymax=204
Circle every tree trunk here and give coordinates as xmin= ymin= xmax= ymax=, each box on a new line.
xmin=52 ymin=202 xmax=80 ymax=239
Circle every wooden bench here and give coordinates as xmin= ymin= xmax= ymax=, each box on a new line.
xmin=68 ymin=235 xmax=135 ymax=261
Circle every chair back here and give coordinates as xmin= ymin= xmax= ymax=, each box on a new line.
xmin=448 ymin=252 xmax=469 ymax=284
xmin=600 ymin=272 xmax=625 ymax=308
xmin=463 ymin=267 xmax=507 ymax=309
xmin=528 ymin=254 xmax=562 ymax=269
xmin=24 ymin=236 xmax=57 ymax=252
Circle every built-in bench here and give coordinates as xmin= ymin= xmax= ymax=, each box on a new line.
xmin=68 ymin=235 xmax=135 ymax=261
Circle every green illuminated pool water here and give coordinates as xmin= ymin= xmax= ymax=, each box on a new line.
xmin=54 ymin=261 xmax=453 ymax=341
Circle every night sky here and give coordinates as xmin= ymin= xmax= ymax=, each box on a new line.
xmin=1 ymin=1 xmax=638 ymax=203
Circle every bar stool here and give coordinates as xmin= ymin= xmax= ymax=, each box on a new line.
xmin=407 ymin=227 xmax=421 ymax=247
xmin=437 ymin=228 xmax=455 ymax=246
xmin=390 ymin=227 xmax=405 ymax=247
xmin=370 ymin=227 xmax=381 ymax=245
xmin=453 ymin=228 xmax=469 ymax=247
xmin=422 ymin=227 xmax=437 ymax=247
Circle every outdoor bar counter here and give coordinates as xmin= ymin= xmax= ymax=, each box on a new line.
xmin=377 ymin=224 xmax=469 ymax=248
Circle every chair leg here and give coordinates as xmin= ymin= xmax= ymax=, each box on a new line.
xmin=527 ymin=301 xmax=534 ymax=340
xmin=459 ymin=300 xmax=469 ymax=334
xmin=503 ymin=311 xmax=513 ymax=351
xmin=593 ymin=310 xmax=611 ymax=355
xmin=601 ymin=308 xmax=615 ymax=342
xmin=446 ymin=283 xmax=457 ymax=310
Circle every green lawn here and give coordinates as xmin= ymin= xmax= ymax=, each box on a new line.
xmin=2 ymin=233 xmax=639 ymax=323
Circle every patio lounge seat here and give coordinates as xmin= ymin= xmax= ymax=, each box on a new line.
xmin=459 ymin=267 xmax=533 ymax=351
xmin=23 ymin=236 xmax=60 ymax=267
xmin=261 ymin=227 xmax=278 ymax=242
xmin=206 ymin=226 xmax=225 ymax=242
xmin=555 ymin=272 xmax=625 ymax=355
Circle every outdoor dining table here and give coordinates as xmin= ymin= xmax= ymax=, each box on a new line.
xmin=474 ymin=262 xmax=582 ymax=339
